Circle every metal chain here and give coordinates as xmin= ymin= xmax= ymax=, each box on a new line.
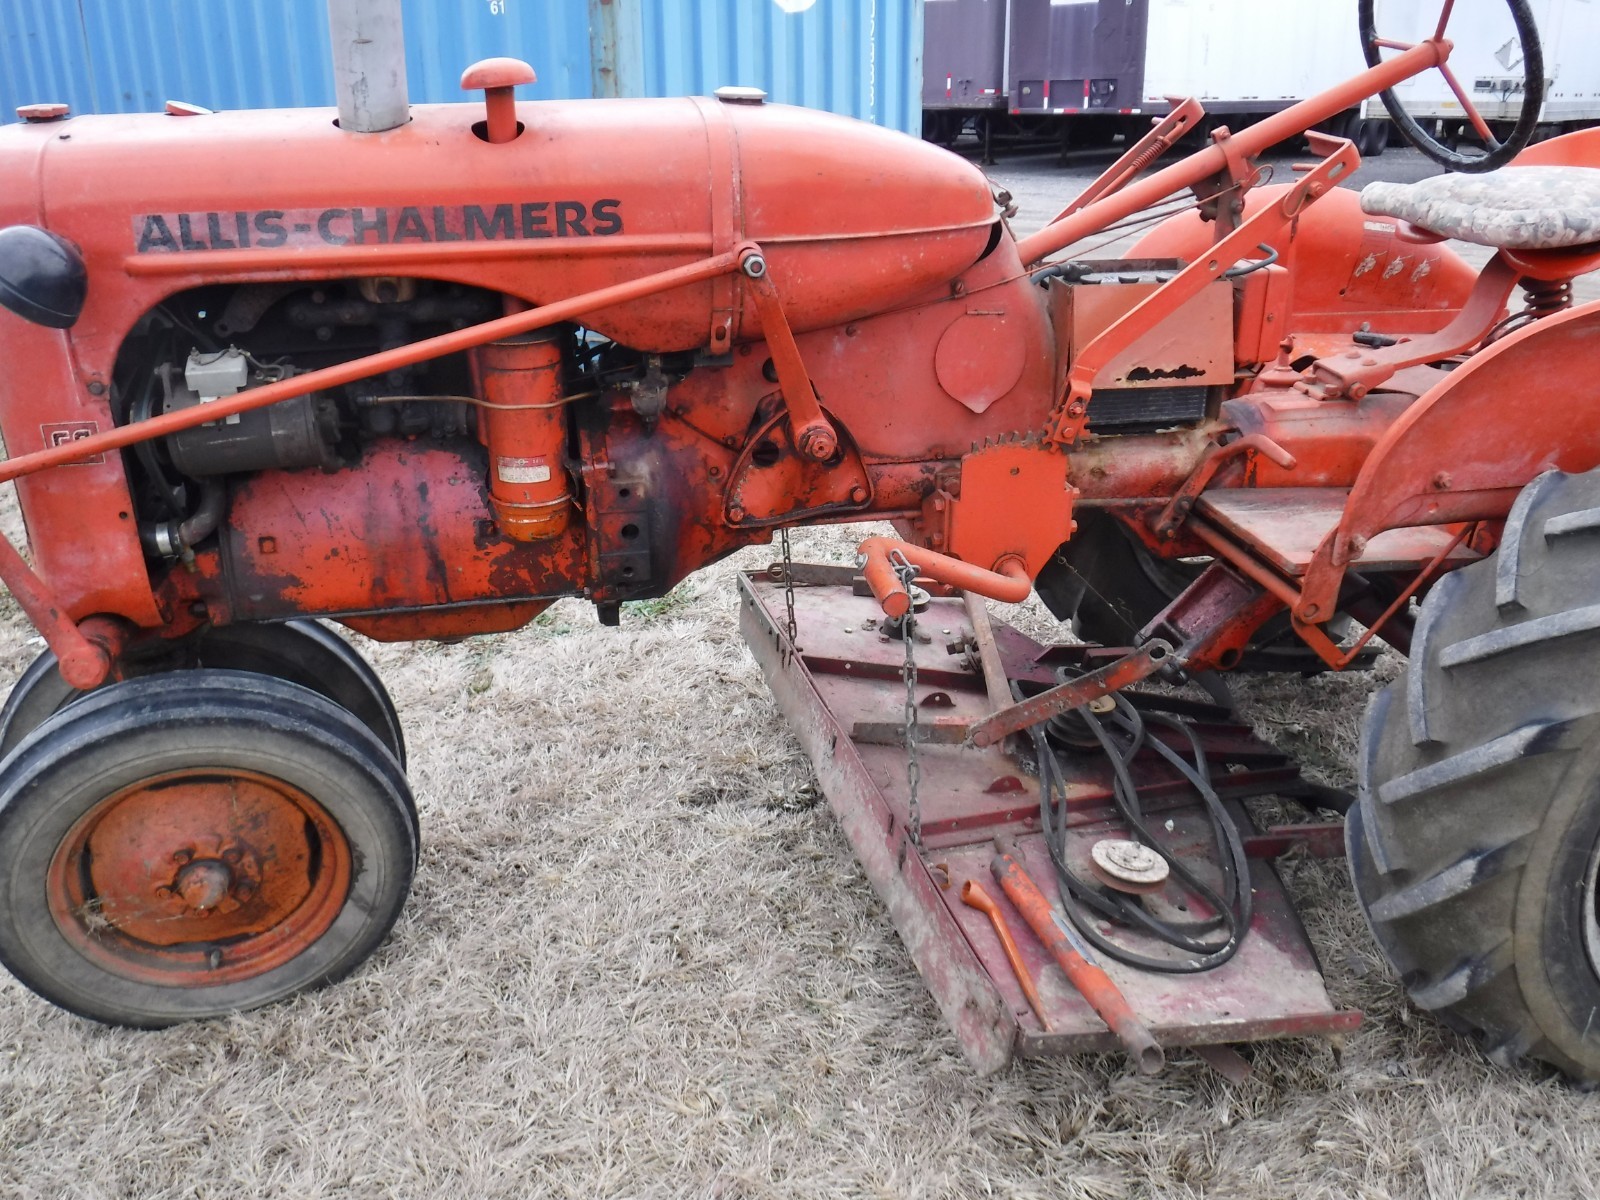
xmin=890 ymin=549 xmax=922 ymax=846
xmin=779 ymin=526 xmax=799 ymax=648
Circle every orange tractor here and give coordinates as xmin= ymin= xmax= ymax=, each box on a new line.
xmin=1 ymin=0 xmax=1597 ymax=1079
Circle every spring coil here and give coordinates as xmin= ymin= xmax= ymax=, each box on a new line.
xmin=1523 ymin=277 xmax=1574 ymax=319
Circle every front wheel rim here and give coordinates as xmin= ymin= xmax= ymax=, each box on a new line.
xmin=45 ymin=768 xmax=353 ymax=988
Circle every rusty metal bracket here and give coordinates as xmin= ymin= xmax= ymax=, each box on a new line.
xmin=1191 ymin=124 xmax=1258 ymax=235
xmin=850 ymin=638 xmax=1179 ymax=750
xmin=1043 ymin=137 xmax=1359 ymax=446
xmin=1151 ymin=434 xmax=1297 ymax=541
xmin=965 ymin=638 xmax=1176 ymax=749
xmin=738 ymin=247 xmax=838 ymax=462
xmin=1290 ymin=522 xmax=1472 ymax=667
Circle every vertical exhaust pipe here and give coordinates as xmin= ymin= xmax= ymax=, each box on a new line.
xmin=328 ymin=0 xmax=410 ymax=133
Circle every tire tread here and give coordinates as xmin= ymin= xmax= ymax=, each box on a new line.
xmin=1354 ymin=466 xmax=1600 ymax=1079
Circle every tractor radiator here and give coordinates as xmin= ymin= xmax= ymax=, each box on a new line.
xmin=1086 ymin=385 xmax=1208 ymax=432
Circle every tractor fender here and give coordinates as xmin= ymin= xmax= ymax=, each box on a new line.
xmin=1297 ymin=297 xmax=1600 ymax=618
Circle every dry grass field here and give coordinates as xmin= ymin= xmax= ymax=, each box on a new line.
xmin=3 ymin=149 xmax=1600 ymax=1198
xmin=4 ymin=517 xmax=1600 ymax=1199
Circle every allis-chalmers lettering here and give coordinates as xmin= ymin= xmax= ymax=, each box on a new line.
xmin=132 ymin=200 xmax=624 ymax=253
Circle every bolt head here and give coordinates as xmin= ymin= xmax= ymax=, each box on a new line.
xmin=797 ymin=427 xmax=837 ymax=461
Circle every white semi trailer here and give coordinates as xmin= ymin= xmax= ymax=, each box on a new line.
xmin=923 ymin=0 xmax=1599 ymax=157
xmin=1371 ymin=0 xmax=1600 ymax=137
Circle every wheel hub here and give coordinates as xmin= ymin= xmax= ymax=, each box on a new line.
xmin=158 ymin=842 xmax=261 ymax=917
xmin=172 ymin=858 xmax=234 ymax=912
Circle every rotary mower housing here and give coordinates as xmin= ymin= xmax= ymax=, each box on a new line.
xmin=2 ymin=0 xmax=1600 ymax=1081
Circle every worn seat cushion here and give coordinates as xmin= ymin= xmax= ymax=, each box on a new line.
xmin=1360 ymin=166 xmax=1600 ymax=250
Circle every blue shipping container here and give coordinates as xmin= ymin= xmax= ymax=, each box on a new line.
xmin=641 ymin=0 xmax=921 ymax=133
xmin=0 ymin=0 xmax=921 ymax=133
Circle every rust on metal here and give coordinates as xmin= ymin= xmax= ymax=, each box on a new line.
xmin=966 ymin=639 xmax=1175 ymax=749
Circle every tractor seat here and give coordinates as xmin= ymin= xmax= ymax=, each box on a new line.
xmin=1360 ymin=165 xmax=1600 ymax=251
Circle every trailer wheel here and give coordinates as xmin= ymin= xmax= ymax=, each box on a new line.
xmin=1358 ymin=119 xmax=1388 ymax=158
xmin=1351 ymin=467 xmax=1600 ymax=1079
xmin=0 ymin=621 xmax=405 ymax=765
xmin=0 ymin=670 xmax=417 ymax=1027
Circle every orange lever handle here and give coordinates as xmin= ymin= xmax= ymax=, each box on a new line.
xmin=857 ymin=536 xmax=1030 ymax=618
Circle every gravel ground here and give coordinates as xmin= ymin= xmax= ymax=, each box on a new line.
xmin=3 ymin=139 xmax=1600 ymax=1198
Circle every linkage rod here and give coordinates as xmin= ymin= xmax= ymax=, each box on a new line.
xmin=1015 ymin=39 xmax=1449 ymax=266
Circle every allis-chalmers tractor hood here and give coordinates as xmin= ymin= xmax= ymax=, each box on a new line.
xmin=0 ymin=95 xmax=999 ymax=353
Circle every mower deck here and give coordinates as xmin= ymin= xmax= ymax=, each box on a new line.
xmin=739 ymin=564 xmax=1361 ymax=1075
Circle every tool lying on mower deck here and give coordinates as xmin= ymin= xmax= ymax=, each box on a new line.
xmin=991 ymin=838 xmax=1164 ymax=1075
xmin=4 ymin=0 xmax=1600 ymax=1086
xmin=960 ymin=880 xmax=1053 ymax=1034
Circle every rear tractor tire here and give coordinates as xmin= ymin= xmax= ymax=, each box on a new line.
xmin=0 ymin=671 xmax=418 ymax=1027
xmin=1352 ymin=467 xmax=1600 ymax=1079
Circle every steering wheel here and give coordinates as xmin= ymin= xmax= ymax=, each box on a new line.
xmin=1359 ymin=0 xmax=1544 ymax=173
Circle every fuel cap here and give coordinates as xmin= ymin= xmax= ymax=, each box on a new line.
xmin=714 ymin=86 xmax=766 ymax=105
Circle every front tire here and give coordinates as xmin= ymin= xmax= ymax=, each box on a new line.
xmin=1352 ymin=467 xmax=1600 ymax=1079
xmin=0 ymin=670 xmax=418 ymax=1027
xmin=0 ymin=620 xmax=406 ymax=764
